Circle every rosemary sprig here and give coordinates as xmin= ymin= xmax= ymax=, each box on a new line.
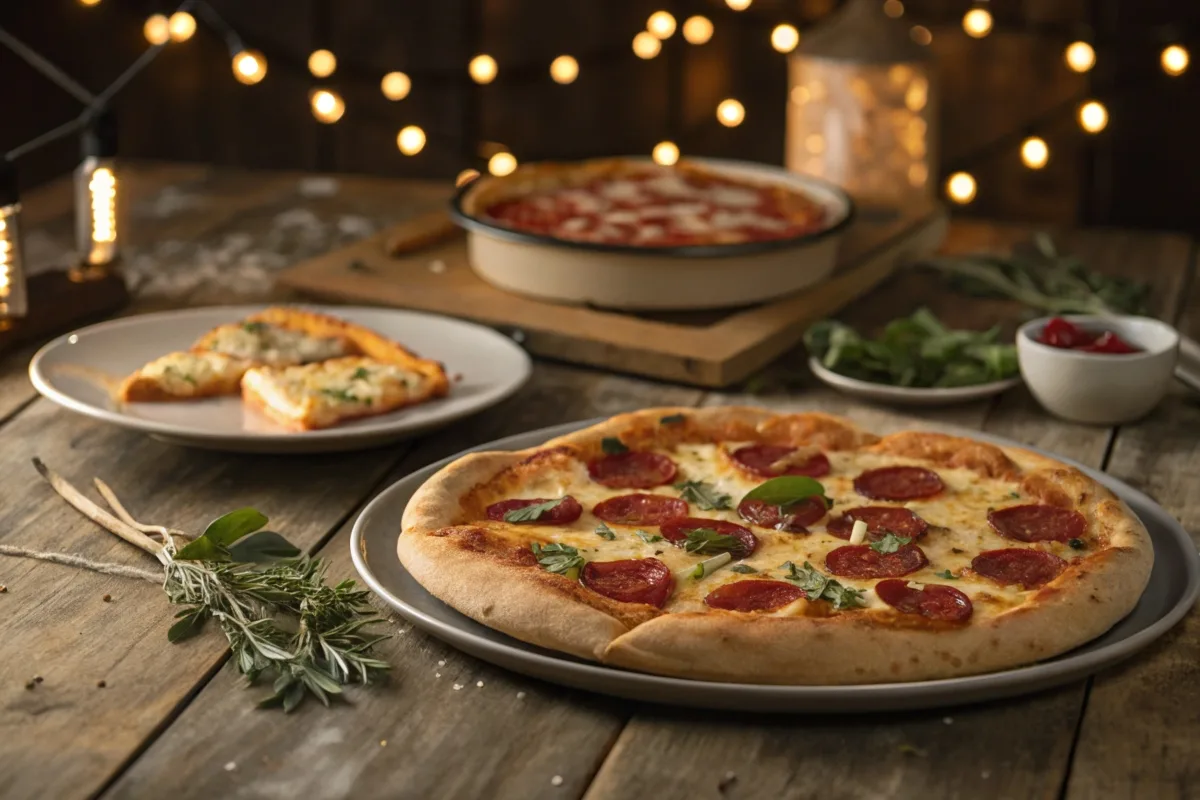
xmin=32 ymin=458 xmax=390 ymax=713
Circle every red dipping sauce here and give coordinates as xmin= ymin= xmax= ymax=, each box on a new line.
xmin=1037 ymin=318 xmax=1141 ymax=354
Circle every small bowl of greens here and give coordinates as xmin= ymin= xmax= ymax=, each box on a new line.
xmin=804 ymin=308 xmax=1022 ymax=406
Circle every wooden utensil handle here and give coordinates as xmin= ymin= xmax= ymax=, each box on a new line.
xmin=385 ymin=210 xmax=459 ymax=256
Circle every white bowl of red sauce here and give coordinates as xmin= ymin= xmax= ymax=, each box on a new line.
xmin=1017 ymin=315 xmax=1179 ymax=424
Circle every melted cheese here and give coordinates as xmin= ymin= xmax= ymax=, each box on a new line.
xmin=140 ymin=351 xmax=245 ymax=395
xmin=202 ymin=322 xmax=349 ymax=365
xmin=243 ymin=357 xmax=429 ymax=427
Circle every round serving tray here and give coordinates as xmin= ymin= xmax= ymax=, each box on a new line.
xmin=351 ymin=419 xmax=1199 ymax=713
xmin=448 ymin=157 xmax=856 ymax=311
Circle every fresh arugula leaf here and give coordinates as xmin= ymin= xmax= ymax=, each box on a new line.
xmin=781 ymin=561 xmax=866 ymax=610
xmin=601 ymin=437 xmax=629 ymax=455
xmin=869 ymin=533 xmax=912 ymax=554
xmin=935 ymin=569 xmax=957 ymax=580
xmin=682 ymin=528 xmax=741 ymax=555
xmin=729 ymin=564 xmax=758 ymax=574
xmin=504 ymin=498 xmax=566 ymax=523
xmin=228 ymin=530 xmax=302 ymax=563
xmin=741 ymin=476 xmax=828 ymax=511
xmin=635 ymin=529 xmax=663 ymax=544
xmin=675 ymin=480 xmax=732 ymax=511
xmin=594 ymin=522 xmax=617 ymax=540
xmin=531 ymin=542 xmax=585 ymax=578
xmin=660 ymin=413 xmax=686 ymax=425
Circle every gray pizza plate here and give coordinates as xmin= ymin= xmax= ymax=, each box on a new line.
xmin=350 ymin=419 xmax=1200 ymax=713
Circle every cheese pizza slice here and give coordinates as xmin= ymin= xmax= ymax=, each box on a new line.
xmin=118 ymin=350 xmax=251 ymax=402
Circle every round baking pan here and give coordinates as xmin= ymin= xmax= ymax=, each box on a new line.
xmin=449 ymin=157 xmax=855 ymax=311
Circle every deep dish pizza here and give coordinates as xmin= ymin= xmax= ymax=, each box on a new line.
xmin=398 ymin=407 xmax=1153 ymax=684
xmin=463 ymin=158 xmax=829 ymax=248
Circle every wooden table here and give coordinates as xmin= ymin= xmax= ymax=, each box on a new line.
xmin=1 ymin=163 xmax=1197 ymax=800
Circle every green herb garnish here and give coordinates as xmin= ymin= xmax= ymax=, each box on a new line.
xmin=690 ymin=553 xmax=732 ymax=579
xmin=935 ymin=569 xmax=957 ymax=580
xmin=741 ymin=476 xmax=829 ymax=512
xmin=351 ymin=367 xmax=371 ymax=381
xmin=729 ymin=564 xmax=758 ymax=574
xmin=601 ymin=437 xmax=629 ymax=455
xmin=675 ymin=480 xmax=732 ymax=511
xmin=1009 ymin=492 xmax=1021 ymax=499
xmin=319 ymin=387 xmax=365 ymax=404
xmin=242 ymin=321 xmax=268 ymax=333
xmin=503 ymin=498 xmax=566 ymax=523
xmin=531 ymin=542 xmax=585 ymax=579
xmin=635 ymin=529 xmax=664 ymax=544
xmin=594 ymin=522 xmax=617 ymax=540
xmin=682 ymin=527 xmax=742 ymax=555
xmin=781 ymin=561 xmax=866 ymax=610
xmin=869 ymin=533 xmax=912 ymax=554
xmin=660 ymin=413 xmax=686 ymax=425
xmin=1068 ymin=538 xmax=1086 ymax=550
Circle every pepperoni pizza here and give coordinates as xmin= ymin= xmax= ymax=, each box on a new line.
xmin=398 ymin=407 xmax=1153 ymax=684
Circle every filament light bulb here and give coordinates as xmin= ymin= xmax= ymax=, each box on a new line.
xmin=469 ymin=55 xmax=498 ymax=84
xmin=144 ymin=14 xmax=170 ymax=45
xmin=167 ymin=12 xmax=196 ymax=42
xmin=381 ymin=72 xmax=411 ymax=101
xmin=488 ymin=152 xmax=517 ymax=177
xmin=962 ymin=8 xmax=992 ymax=38
xmin=647 ymin=11 xmax=676 ymax=39
xmin=396 ymin=126 xmax=426 ymax=155
xmin=1079 ymin=101 xmax=1108 ymax=133
xmin=0 ymin=201 xmax=28 ymax=321
xmin=946 ymin=172 xmax=976 ymax=204
xmin=633 ymin=31 xmax=661 ymax=59
xmin=652 ymin=141 xmax=680 ymax=166
xmin=726 ymin=0 xmax=751 ymax=10
xmin=232 ymin=50 xmax=267 ymax=84
xmin=716 ymin=99 xmax=745 ymax=127
xmin=682 ymin=16 xmax=713 ymax=45
xmin=549 ymin=55 xmax=579 ymax=84
xmin=1021 ymin=137 xmax=1049 ymax=169
xmin=308 ymin=49 xmax=337 ymax=78
xmin=771 ymin=24 xmax=800 ymax=53
xmin=310 ymin=90 xmax=345 ymax=124
xmin=1162 ymin=45 xmax=1189 ymax=76
xmin=1065 ymin=42 xmax=1095 ymax=73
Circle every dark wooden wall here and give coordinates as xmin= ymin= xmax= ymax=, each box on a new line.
xmin=2 ymin=0 xmax=1197 ymax=232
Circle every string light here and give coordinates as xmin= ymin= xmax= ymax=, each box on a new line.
xmin=456 ymin=169 xmax=480 ymax=188
xmin=946 ymin=172 xmax=976 ymax=204
xmin=910 ymin=26 xmax=932 ymax=46
xmin=632 ymin=32 xmax=661 ymax=59
xmin=79 ymin=0 xmax=101 ymax=5
xmin=549 ymin=55 xmax=579 ymax=84
xmin=647 ymin=11 xmax=676 ymax=40
xmin=652 ymin=141 xmax=680 ymax=166
xmin=469 ymin=54 xmax=498 ymax=84
xmin=167 ymin=12 xmax=196 ymax=42
xmin=310 ymin=89 xmax=345 ymax=124
xmin=1162 ymin=45 xmax=1189 ymax=76
xmin=716 ymin=98 xmax=745 ymax=127
xmin=75 ymin=113 xmax=120 ymax=269
xmin=883 ymin=0 xmax=904 ymax=18
xmin=396 ymin=126 xmax=426 ymax=155
xmin=1078 ymin=100 xmax=1108 ymax=133
xmin=143 ymin=14 xmax=169 ymax=46
xmin=726 ymin=0 xmax=751 ymax=10
xmin=0 ymin=166 xmax=28 ymax=321
xmin=771 ymin=24 xmax=800 ymax=54
xmin=1065 ymin=41 xmax=1095 ymax=72
xmin=682 ymin=16 xmax=713 ymax=45
xmin=381 ymin=72 xmax=411 ymax=101
xmin=308 ymin=49 xmax=337 ymax=78
xmin=1020 ymin=137 xmax=1049 ymax=169
xmin=232 ymin=50 xmax=267 ymax=84
xmin=962 ymin=8 xmax=992 ymax=38
xmin=488 ymin=152 xmax=517 ymax=177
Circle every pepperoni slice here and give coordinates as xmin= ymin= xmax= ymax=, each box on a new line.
xmin=660 ymin=517 xmax=758 ymax=557
xmin=593 ymin=494 xmax=688 ymax=526
xmin=825 ymin=543 xmax=928 ymax=578
xmin=854 ymin=466 xmax=944 ymax=501
xmin=988 ymin=504 xmax=1086 ymax=543
xmin=581 ymin=558 xmax=673 ymax=608
xmin=972 ymin=548 xmax=1066 ymax=589
xmin=874 ymin=579 xmax=973 ymax=623
xmin=587 ymin=452 xmax=678 ymax=489
xmin=730 ymin=444 xmax=831 ymax=478
xmin=737 ymin=496 xmax=828 ymax=533
xmin=486 ymin=496 xmax=583 ymax=524
xmin=704 ymin=580 xmax=804 ymax=612
xmin=826 ymin=506 xmax=928 ymax=540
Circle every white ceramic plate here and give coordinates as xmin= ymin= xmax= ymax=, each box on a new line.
xmin=28 ymin=305 xmax=532 ymax=453
xmin=809 ymin=356 xmax=1022 ymax=406
xmin=351 ymin=420 xmax=1199 ymax=713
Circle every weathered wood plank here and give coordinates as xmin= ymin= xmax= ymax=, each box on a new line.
xmin=102 ymin=363 xmax=704 ymax=800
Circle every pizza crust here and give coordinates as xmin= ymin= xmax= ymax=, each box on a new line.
xmin=397 ymin=407 xmax=1155 ymax=684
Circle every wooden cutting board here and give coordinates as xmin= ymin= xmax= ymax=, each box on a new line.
xmin=276 ymin=205 xmax=948 ymax=387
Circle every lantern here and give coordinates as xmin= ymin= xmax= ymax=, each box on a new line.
xmin=0 ymin=161 xmax=28 ymax=325
xmin=786 ymin=0 xmax=937 ymax=209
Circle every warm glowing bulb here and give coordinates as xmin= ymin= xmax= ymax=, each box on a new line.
xmin=946 ymin=172 xmax=976 ymax=204
xmin=883 ymin=0 xmax=904 ymax=18
xmin=488 ymin=152 xmax=517 ymax=177
xmin=632 ymin=31 xmax=662 ymax=59
xmin=771 ymin=24 xmax=800 ymax=53
xmin=167 ymin=11 xmax=196 ymax=42
xmin=89 ymin=167 xmax=117 ymax=247
xmin=682 ymin=16 xmax=713 ymax=45
xmin=456 ymin=169 xmax=480 ymax=188
xmin=1021 ymin=137 xmax=1049 ymax=169
xmin=549 ymin=55 xmax=579 ymax=84
xmin=910 ymin=25 xmax=932 ymax=46
xmin=962 ymin=8 xmax=992 ymax=38
xmin=310 ymin=90 xmax=345 ymax=124
xmin=396 ymin=126 xmax=426 ymax=155
xmin=1064 ymin=41 xmax=1095 ymax=73
xmin=381 ymin=72 xmax=411 ymax=101
xmin=308 ymin=49 xmax=337 ymax=78
xmin=652 ymin=141 xmax=680 ymax=166
xmin=647 ymin=11 xmax=676 ymax=39
xmin=144 ymin=14 xmax=170 ymax=45
xmin=232 ymin=50 xmax=267 ymax=84
xmin=79 ymin=0 xmax=101 ymax=5
xmin=1162 ymin=45 xmax=1189 ymax=76
xmin=469 ymin=54 xmax=498 ymax=84
xmin=1079 ymin=101 xmax=1108 ymax=133
xmin=716 ymin=98 xmax=745 ymax=127
xmin=726 ymin=0 xmax=751 ymax=9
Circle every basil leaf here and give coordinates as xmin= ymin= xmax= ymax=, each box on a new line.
xmin=531 ymin=542 xmax=585 ymax=577
xmin=781 ymin=560 xmax=865 ymax=610
xmin=741 ymin=476 xmax=828 ymax=511
xmin=601 ymin=437 xmax=629 ymax=455
xmin=660 ymin=413 xmax=686 ymax=425
xmin=594 ymin=523 xmax=617 ymax=540
xmin=729 ymin=564 xmax=758 ymax=574
xmin=682 ymin=528 xmax=742 ymax=555
xmin=227 ymin=531 xmax=302 ymax=563
xmin=504 ymin=498 xmax=566 ymax=523
xmin=869 ymin=533 xmax=912 ymax=554
xmin=635 ymin=529 xmax=663 ymax=543
xmin=675 ymin=480 xmax=732 ymax=511
xmin=935 ymin=569 xmax=957 ymax=580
